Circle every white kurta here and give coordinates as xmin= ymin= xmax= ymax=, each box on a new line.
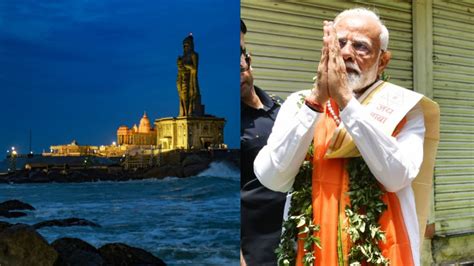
xmin=254 ymin=89 xmax=425 ymax=265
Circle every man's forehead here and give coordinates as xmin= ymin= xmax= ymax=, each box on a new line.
xmin=335 ymin=15 xmax=381 ymax=44
xmin=335 ymin=15 xmax=381 ymax=35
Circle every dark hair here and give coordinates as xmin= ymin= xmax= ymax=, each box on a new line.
xmin=240 ymin=19 xmax=247 ymax=34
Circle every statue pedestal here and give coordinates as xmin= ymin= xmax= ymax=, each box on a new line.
xmin=155 ymin=115 xmax=225 ymax=151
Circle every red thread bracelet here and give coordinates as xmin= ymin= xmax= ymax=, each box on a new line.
xmin=304 ymin=98 xmax=324 ymax=113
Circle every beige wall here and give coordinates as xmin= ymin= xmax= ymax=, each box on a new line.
xmin=156 ymin=117 xmax=225 ymax=150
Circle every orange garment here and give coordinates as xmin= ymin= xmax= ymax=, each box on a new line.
xmin=295 ymin=109 xmax=413 ymax=266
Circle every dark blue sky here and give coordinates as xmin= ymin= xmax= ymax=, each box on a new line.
xmin=0 ymin=0 xmax=240 ymax=154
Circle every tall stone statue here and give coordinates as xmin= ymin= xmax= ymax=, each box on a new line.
xmin=177 ymin=33 xmax=204 ymax=116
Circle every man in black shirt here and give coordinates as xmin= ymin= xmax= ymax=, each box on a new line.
xmin=240 ymin=19 xmax=287 ymax=266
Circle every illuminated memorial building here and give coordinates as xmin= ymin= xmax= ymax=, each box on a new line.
xmin=44 ymin=33 xmax=225 ymax=157
xmin=117 ymin=112 xmax=157 ymax=146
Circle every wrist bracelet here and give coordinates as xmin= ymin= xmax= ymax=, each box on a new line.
xmin=304 ymin=98 xmax=324 ymax=113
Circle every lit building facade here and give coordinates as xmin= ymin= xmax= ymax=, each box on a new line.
xmin=155 ymin=116 xmax=225 ymax=151
xmin=117 ymin=112 xmax=157 ymax=146
xmin=45 ymin=140 xmax=98 ymax=156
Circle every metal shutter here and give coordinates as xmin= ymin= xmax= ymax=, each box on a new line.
xmin=432 ymin=0 xmax=474 ymax=236
xmin=241 ymin=0 xmax=413 ymax=99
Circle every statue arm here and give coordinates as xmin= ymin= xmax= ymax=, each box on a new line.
xmin=184 ymin=53 xmax=198 ymax=71
xmin=177 ymin=57 xmax=184 ymax=70
xmin=177 ymin=58 xmax=183 ymax=90
xmin=191 ymin=53 xmax=198 ymax=70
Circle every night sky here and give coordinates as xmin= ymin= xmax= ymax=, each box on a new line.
xmin=0 ymin=0 xmax=240 ymax=155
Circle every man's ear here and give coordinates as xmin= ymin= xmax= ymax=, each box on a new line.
xmin=377 ymin=50 xmax=391 ymax=76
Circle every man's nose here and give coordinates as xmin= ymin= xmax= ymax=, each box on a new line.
xmin=340 ymin=43 xmax=355 ymax=62
xmin=240 ymin=56 xmax=246 ymax=67
xmin=240 ymin=55 xmax=249 ymax=70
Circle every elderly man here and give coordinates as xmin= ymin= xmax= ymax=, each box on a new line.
xmin=254 ymin=8 xmax=439 ymax=266
xmin=240 ymin=19 xmax=287 ymax=265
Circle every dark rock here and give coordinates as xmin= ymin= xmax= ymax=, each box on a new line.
xmin=181 ymin=155 xmax=210 ymax=177
xmin=67 ymin=171 xmax=91 ymax=182
xmin=29 ymin=174 xmax=52 ymax=183
xmin=99 ymin=243 xmax=166 ymax=266
xmin=0 ymin=210 xmax=28 ymax=218
xmin=0 ymin=224 xmax=58 ymax=266
xmin=181 ymin=154 xmax=209 ymax=167
xmin=52 ymin=237 xmax=103 ymax=266
xmin=33 ymin=218 xmax=101 ymax=229
xmin=6 ymin=176 xmax=30 ymax=184
xmin=22 ymin=170 xmax=50 ymax=183
xmin=146 ymin=165 xmax=182 ymax=178
xmin=182 ymin=163 xmax=208 ymax=177
xmin=0 ymin=199 xmax=35 ymax=211
xmin=0 ymin=221 xmax=12 ymax=232
xmin=50 ymin=174 xmax=70 ymax=183
xmin=29 ymin=169 xmax=47 ymax=179
xmin=143 ymin=167 xmax=165 ymax=179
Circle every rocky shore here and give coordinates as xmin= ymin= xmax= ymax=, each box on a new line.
xmin=1 ymin=150 xmax=239 ymax=184
xmin=0 ymin=200 xmax=166 ymax=266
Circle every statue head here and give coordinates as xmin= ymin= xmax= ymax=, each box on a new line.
xmin=183 ymin=33 xmax=194 ymax=54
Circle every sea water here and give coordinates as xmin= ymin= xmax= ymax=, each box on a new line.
xmin=0 ymin=162 xmax=240 ymax=265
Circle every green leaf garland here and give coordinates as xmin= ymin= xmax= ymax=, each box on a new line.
xmin=346 ymin=157 xmax=389 ymax=265
xmin=276 ymin=92 xmax=389 ymax=265
xmin=276 ymin=158 xmax=319 ymax=266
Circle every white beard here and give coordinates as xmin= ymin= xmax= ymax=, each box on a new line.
xmin=346 ymin=61 xmax=380 ymax=94
xmin=347 ymin=72 xmax=364 ymax=92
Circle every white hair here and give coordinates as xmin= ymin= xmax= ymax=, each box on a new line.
xmin=334 ymin=8 xmax=389 ymax=51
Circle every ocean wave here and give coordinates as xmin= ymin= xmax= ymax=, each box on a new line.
xmin=197 ymin=161 xmax=240 ymax=180
xmin=0 ymin=172 xmax=239 ymax=265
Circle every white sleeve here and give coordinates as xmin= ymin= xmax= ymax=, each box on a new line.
xmin=254 ymin=90 xmax=320 ymax=192
xmin=341 ymin=98 xmax=425 ymax=192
